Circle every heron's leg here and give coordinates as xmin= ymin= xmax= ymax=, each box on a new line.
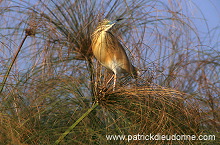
xmin=113 ymin=74 xmax=117 ymax=91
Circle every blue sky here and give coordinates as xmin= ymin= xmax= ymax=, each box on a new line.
xmin=191 ymin=0 xmax=220 ymax=46
xmin=1 ymin=0 xmax=219 ymax=74
xmin=193 ymin=0 xmax=220 ymax=29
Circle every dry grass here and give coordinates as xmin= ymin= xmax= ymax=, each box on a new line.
xmin=0 ymin=0 xmax=219 ymax=144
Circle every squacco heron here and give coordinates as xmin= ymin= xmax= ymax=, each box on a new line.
xmin=91 ymin=19 xmax=137 ymax=90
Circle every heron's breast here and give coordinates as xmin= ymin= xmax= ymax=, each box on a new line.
xmin=92 ymin=35 xmax=111 ymax=59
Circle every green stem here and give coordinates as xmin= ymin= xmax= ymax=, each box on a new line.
xmin=54 ymin=102 xmax=99 ymax=144
xmin=0 ymin=34 xmax=28 ymax=93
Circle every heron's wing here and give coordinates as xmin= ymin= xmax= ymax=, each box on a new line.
xmin=105 ymin=32 xmax=135 ymax=74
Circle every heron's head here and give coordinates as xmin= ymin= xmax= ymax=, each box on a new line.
xmin=98 ymin=18 xmax=123 ymax=32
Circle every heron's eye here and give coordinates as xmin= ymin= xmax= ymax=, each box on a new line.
xmin=105 ymin=22 xmax=111 ymax=25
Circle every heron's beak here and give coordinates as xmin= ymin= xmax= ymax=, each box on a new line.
xmin=116 ymin=18 xmax=123 ymax=22
xmin=105 ymin=18 xmax=123 ymax=32
xmin=110 ymin=18 xmax=123 ymax=25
